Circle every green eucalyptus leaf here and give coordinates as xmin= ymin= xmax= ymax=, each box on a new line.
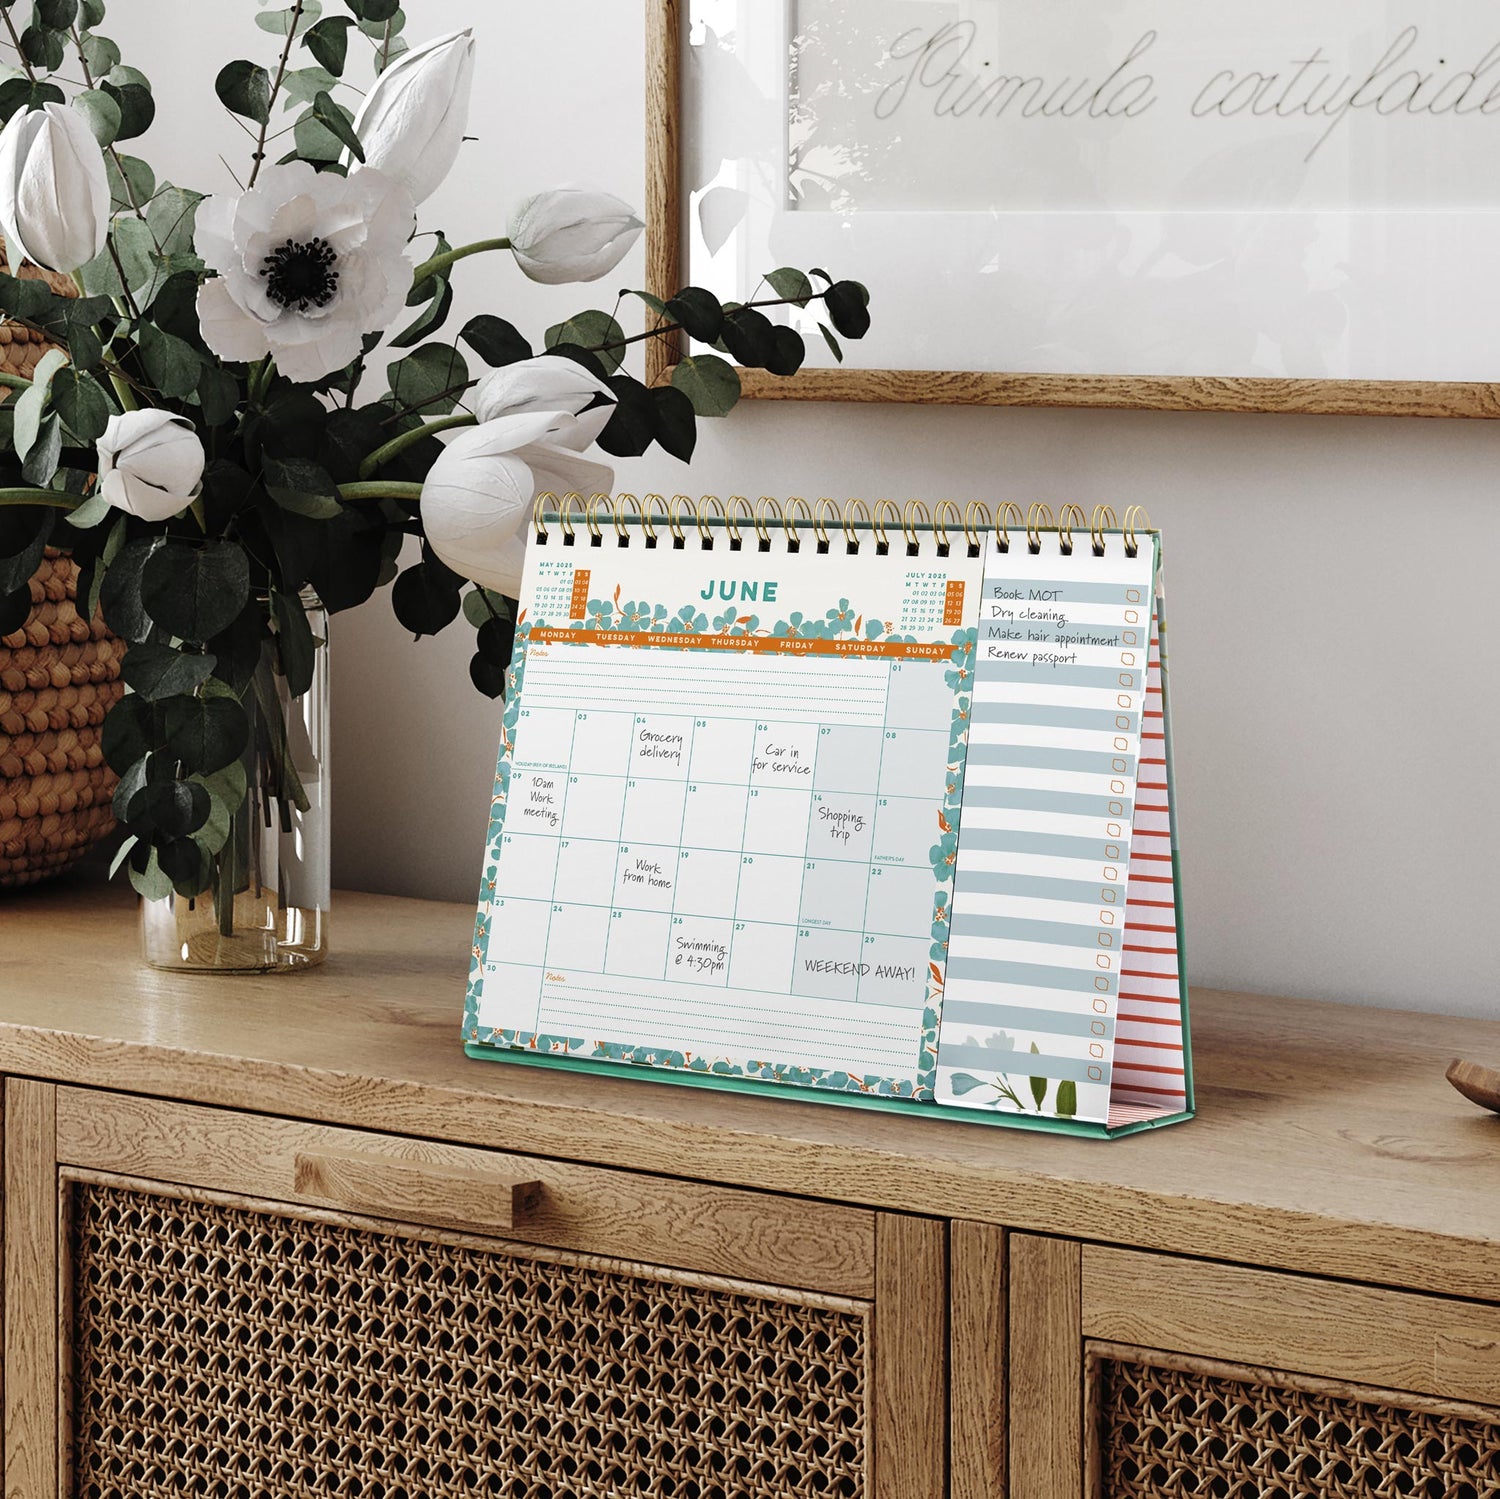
xmin=162 ymin=693 xmax=251 ymax=776
xmin=461 ymin=586 xmax=510 ymax=630
xmin=544 ymin=310 xmax=625 ymax=374
xmin=51 ymin=367 xmax=111 ymax=442
xmin=650 ymin=385 xmax=697 ymax=462
xmin=469 ymin=651 xmax=505 ymax=698
xmin=594 ymin=375 xmax=653 ymax=459
xmin=107 ymin=833 xmax=139 ymax=880
xmin=263 ymin=454 xmax=341 ymax=519
xmin=215 ymin=59 xmax=272 ymax=125
xmin=347 ymin=0 xmax=401 ymax=24
xmin=304 ymin=15 xmax=353 ymax=74
xmin=391 ymin=558 xmax=461 ymax=638
xmin=144 ymin=185 xmax=203 ymax=258
xmin=818 ymin=322 xmax=843 ymax=363
xmin=765 ymin=267 xmax=813 ymax=307
xmin=136 ymin=322 xmax=202 ymax=399
xmin=0 ymin=504 xmax=54 ymax=594
xmin=0 ymin=78 xmax=65 ymax=125
xmin=126 ymin=845 xmax=174 ymax=902
xmin=20 ymin=412 xmax=62 ymax=487
xmin=720 ymin=305 xmax=776 ymax=368
xmin=0 ymin=586 xmax=31 ymax=637
xmin=127 ymin=776 xmax=211 ymax=838
xmin=99 ymin=536 xmax=164 ymax=643
xmin=475 ymin=613 xmax=515 ymax=668
xmin=140 ymin=542 xmax=250 ymax=643
xmin=256 ymin=0 xmax=323 ymax=35
xmin=110 ymin=755 xmax=151 ymax=823
xmin=279 ymin=64 xmax=339 ymax=109
xmin=159 ymin=835 xmax=210 ymax=892
xmin=60 ymin=488 xmax=112 ymax=531
xmin=74 ymin=86 xmax=121 ymax=146
xmin=121 ymin=641 xmax=218 ymax=702
xmin=36 ymin=0 xmax=78 ymax=28
xmin=101 ymin=693 xmax=162 ymax=773
xmin=196 ymin=365 xmax=241 ymax=428
xmin=765 ymin=325 xmax=805 ymax=378
xmin=459 ymin=314 xmax=531 ymax=368
xmin=79 ymin=31 xmax=120 ymax=76
xmin=310 ymin=89 xmax=363 ymax=161
xmin=19 ymin=25 xmax=66 ymax=72
xmin=389 ymin=277 xmax=451 ymax=348
xmin=387 ymin=342 xmax=470 ymax=415
xmin=822 ymin=279 xmax=871 ymax=339
xmin=670 ymin=352 xmax=740 ymax=418
xmin=12 ymin=347 xmax=67 ymax=461
xmin=105 ymin=151 xmax=154 ymax=213
xmin=272 ymin=588 xmax=316 ymax=696
xmin=663 ymin=287 xmax=724 ymax=344
xmin=100 ymin=78 xmax=154 ymax=140
xmin=624 ymin=288 xmax=668 ymax=317
xmin=81 ymin=0 xmax=108 ymax=27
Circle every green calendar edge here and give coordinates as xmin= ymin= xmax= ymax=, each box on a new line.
xmin=462 ymin=526 xmax=1195 ymax=1140
xmin=462 ymin=1040 xmax=1191 ymax=1138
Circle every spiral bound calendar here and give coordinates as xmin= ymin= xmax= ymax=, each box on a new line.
xmin=462 ymin=497 xmax=1191 ymax=1138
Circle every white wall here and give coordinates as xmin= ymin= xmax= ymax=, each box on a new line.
xmin=111 ymin=2 xmax=1498 ymax=1017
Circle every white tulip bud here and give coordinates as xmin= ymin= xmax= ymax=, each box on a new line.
xmin=352 ymin=29 xmax=476 ymax=207
xmin=421 ymin=414 xmax=615 ymax=596
xmin=508 ymin=187 xmax=644 ymax=285
xmin=96 ymin=411 xmax=206 ymax=523
xmin=0 ymin=102 xmax=111 ymax=273
xmin=472 ymin=354 xmax=617 ymax=426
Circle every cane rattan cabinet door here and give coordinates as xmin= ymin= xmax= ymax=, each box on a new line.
xmin=5 ymin=1084 xmax=947 ymax=1499
xmin=1005 ymin=1235 xmax=1500 ymax=1499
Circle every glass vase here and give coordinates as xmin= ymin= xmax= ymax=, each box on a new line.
xmin=140 ymin=598 xmax=330 ymax=973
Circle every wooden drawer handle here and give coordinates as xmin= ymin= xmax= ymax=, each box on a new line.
xmin=292 ymin=1150 xmax=543 ymax=1236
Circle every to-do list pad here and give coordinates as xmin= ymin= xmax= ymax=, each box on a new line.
xmin=466 ymin=535 xmax=984 ymax=1099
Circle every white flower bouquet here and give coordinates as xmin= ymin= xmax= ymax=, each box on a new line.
xmin=0 ymin=0 xmax=872 ymax=904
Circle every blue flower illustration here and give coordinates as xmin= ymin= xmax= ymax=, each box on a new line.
xmin=585 ymin=598 xmax=614 ymax=628
xmin=825 ymin=598 xmax=854 ymax=634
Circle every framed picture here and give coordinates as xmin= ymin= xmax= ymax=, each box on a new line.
xmin=646 ymin=0 xmax=1500 ymax=417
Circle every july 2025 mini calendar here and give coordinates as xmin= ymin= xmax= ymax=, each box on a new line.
xmin=463 ymin=498 xmax=1191 ymax=1138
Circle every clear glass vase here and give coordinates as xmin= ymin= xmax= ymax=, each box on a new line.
xmin=140 ymin=598 xmax=330 ymax=973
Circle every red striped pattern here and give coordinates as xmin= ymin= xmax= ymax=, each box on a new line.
xmin=1114 ymin=621 xmax=1187 ymax=1118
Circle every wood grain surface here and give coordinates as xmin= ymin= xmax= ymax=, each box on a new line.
xmin=951 ymin=1221 xmax=1007 ymax=1499
xmin=873 ymin=1214 xmax=946 ymax=1499
xmin=54 ymin=1087 xmax=877 ymax=1297
xmin=1082 ymin=1246 xmax=1500 ymax=1405
xmin=1008 ymin=1235 xmax=1082 ymax=1499
xmin=3 ymin=1079 xmax=55 ymax=1499
xmin=4 ymin=883 xmax=1500 ymax=1301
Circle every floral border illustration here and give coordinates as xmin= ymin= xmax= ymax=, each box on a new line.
xmin=462 ymin=580 xmax=977 ymax=1101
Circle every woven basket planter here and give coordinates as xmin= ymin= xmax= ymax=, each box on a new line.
xmin=0 ymin=240 xmax=124 ymax=888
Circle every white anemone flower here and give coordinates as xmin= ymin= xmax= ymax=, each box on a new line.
xmin=420 ymin=404 xmax=616 ymax=596
xmin=508 ymin=187 xmax=644 ymax=285
xmin=96 ymin=410 xmax=205 ymax=523
xmin=194 ymin=161 xmax=414 ymax=383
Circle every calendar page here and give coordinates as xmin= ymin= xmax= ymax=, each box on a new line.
xmin=464 ymin=529 xmax=984 ymax=1100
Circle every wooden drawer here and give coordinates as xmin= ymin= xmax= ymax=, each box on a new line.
xmin=1004 ymin=1236 xmax=1500 ymax=1499
xmin=54 ymin=1087 xmax=876 ymax=1297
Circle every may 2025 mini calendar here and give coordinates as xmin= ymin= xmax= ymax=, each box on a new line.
xmin=464 ymin=498 xmax=1191 ymax=1138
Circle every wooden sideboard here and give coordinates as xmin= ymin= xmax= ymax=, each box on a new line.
xmin=2 ymin=882 xmax=1498 ymax=1498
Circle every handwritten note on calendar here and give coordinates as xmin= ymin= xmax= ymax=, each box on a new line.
xmin=469 ymin=537 xmax=985 ymax=1098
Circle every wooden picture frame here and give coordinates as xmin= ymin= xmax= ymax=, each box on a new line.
xmin=644 ymin=0 xmax=1500 ymax=419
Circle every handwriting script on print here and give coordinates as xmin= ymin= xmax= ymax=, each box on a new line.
xmin=874 ymin=24 xmax=1500 ymax=161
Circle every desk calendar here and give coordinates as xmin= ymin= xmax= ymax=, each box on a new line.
xmin=464 ymin=499 xmax=1191 ymax=1138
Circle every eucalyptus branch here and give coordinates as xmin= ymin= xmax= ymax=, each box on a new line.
xmin=0 ymin=8 xmax=37 ymax=83
xmin=0 ymin=488 xmax=81 ymax=510
xmin=358 ymin=414 xmax=475 ymax=479
xmin=382 ymin=382 xmax=478 ymax=424
xmin=70 ymin=25 xmax=160 ymax=251
xmin=337 ymin=481 xmax=425 ymax=503
xmin=410 ymin=238 xmax=512 ymax=287
xmin=248 ymin=0 xmax=306 ymax=189
xmin=591 ymin=291 xmax=836 ymax=358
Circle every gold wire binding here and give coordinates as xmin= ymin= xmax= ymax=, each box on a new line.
xmin=842 ymin=498 xmax=873 ymax=547
xmin=666 ymin=494 xmax=694 ymax=545
xmin=902 ymin=499 xmax=932 ymax=552
xmin=784 ymin=496 xmax=814 ymax=549
xmin=694 ymin=494 xmax=726 ymax=545
xmin=1026 ymin=502 xmax=1055 ymax=552
xmin=964 ymin=500 xmax=990 ymax=552
xmin=872 ymin=498 xmax=902 ymax=550
xmin=557 ymin=492 xmax=588 ymax=542
xmin=612 ymin=493 xmax=644 ymax=543
xmin=585 ymin=492 xmax=611 ymax=543
xmin=1058 ymin=503 xmax=1087 ymax=555
xmin=532 ymin=492 xmax=556 ymax=540
xmin=813 ymin=498 xmax=839 ymax=550
xmin=934 ymin=500 xmax=962 ymax=552
xmin=754 ymin=495 xmax=786 ymax=547
xmin=725 ymin=494 xmax=754 ymax=546
xmin=1091 ymin=504 xmax=1119 ymax=555
xmin=994 ymin=501 xmax=1024 ymax=552
xmin=640 ymin=493 xmax=670 ymax=545
xmin=1122 ymin=504 xmax=1152 ymax=557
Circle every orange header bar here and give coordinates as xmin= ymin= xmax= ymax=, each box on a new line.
xmin=531 ymin=627 xmax=953 ymax=661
